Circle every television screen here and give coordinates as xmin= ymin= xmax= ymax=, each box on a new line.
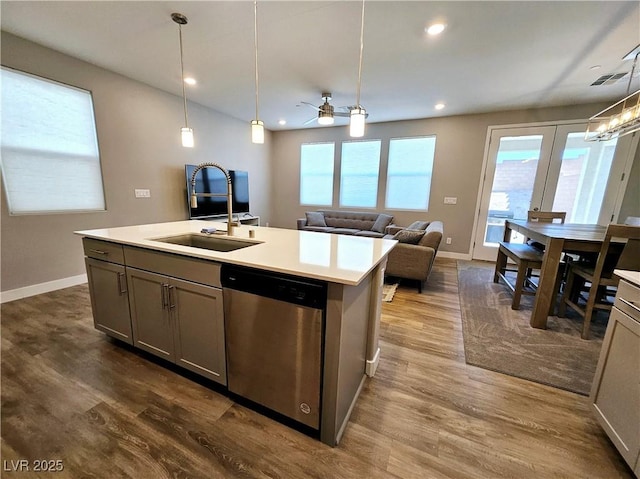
xmin=230 ymin=170 xmax=250 ymax=214
xmin=185 ymin=164 xmax=228 ymax=219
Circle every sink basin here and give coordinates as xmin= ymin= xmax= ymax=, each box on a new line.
xmin=151 ymin=234 xmax=260 ymax=252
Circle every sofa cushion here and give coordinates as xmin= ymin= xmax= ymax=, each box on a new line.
xmin=372 ymin=214 xmax=394 ymax=233
xmin=306 ymin=211 xmax=327 ymax=227
xmin=354 ymin=230 xmax=385 ymax=238
xmin=407 ymin=220 xmax=429 ymax=231
xmin=393 ymin=229 xmax=425 ymax=244
xmin=303 ymin=226 xmax=334 ymax=233
xmin=329 ymin=228 xmax=360 ymax=235
xmin=319 ymin=210 xmax=379 ymax=230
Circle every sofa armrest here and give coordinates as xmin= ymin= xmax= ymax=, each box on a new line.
xmin=297 ymin=218 xmax=307 ymax=230
xmin=385 ymin=243 xmax=436 ymax=281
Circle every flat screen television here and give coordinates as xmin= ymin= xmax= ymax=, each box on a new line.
xmin=185 ymin=165 xmax=250 ymax=219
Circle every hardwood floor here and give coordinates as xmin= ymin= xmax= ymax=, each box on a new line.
xmin=1 ymin=258 xmax=632 ymax=478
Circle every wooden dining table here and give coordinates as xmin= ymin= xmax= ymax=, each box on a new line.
xmin=500 ymin=219 xmax=610 ymax=330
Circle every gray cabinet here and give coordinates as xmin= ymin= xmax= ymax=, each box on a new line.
xmin=83 ymin=240 xmax=133 ymax=344
xmin=590 ymin=278 xmax=640 ymax=474
xmin=127 ymin=267 xmax=226 ymax=385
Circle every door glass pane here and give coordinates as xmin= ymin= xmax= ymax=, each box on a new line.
xmin=484 ymin=135 xmax=543 ymax=245
xmin=552 ymin=133 xmax=618 ymax=223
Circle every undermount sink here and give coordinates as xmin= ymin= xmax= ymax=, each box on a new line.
xmin=151 ymin=233 xmax=260 ymax=252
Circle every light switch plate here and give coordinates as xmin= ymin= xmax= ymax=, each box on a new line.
xmin=444 ymin=196 xmax=457 ymax=205
xmin=135 ymin=189 xmax=151 ymax=198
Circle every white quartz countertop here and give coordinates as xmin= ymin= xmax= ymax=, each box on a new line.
xmin=75 ymin=220 xmax=397 ymax=285
xmin=614 ymin=269 xmax=640 ymax=288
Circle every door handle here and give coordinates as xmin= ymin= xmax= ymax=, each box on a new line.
xmin=117 ymin=272 xmax=127 ymax=295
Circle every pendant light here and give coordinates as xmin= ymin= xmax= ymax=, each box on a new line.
xmin=350 ymin=0 xmax=367 ymax=138
xmin=251 ymin=0 xmax=264 ymax=144
xmin=172 ymin=12 xmax=194 ymax=148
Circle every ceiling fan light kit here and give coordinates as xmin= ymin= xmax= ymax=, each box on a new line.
xmin=171 ymin=12 xmax=194 ymax=148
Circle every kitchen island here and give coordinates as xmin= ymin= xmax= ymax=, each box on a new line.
xmin=75 ymin=220 xmax=396 ymax=446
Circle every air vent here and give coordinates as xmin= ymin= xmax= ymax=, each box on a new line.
xmin=591 ymin=72 xmax=628 ymax=86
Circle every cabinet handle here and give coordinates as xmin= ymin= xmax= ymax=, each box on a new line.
xmin=117 ymin=272 xmax=127 ymax=295
xmin=619 ymin=297 xmax=640 ymax=316
xmin=89 ymin=249 xmax=108 ymax=255
xmin=161 ymin=283 xmax=168 ymax=309
xmin=168 ymin=285 xmax=176 ymax=310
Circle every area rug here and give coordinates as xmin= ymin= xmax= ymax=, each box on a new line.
xmin=382 ymin=283 xmax=398 ymax=302
xmin=457 ymin=260 xmax=606 ymax=395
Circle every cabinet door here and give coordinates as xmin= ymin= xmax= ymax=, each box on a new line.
xmin=169 ymin=277 xmax=226 ymax=385
xmin=85 ymin=258 xmax=132 ymax=344
xmin=127 ymin=268 xmax=174 ymax=361
xmin=590 ymin=306 xmax=640 ymax=468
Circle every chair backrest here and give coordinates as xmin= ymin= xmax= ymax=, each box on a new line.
xmin=593 ymin=224 xmax=640 ymax=279
xmin=527 ymin=211 xmax=566 ymax=223
xmin=624 ymin=216 xmax=640 ymax=226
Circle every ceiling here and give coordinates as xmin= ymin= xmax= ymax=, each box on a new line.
xmin=2 ymin=1 xmax=639 ymax=131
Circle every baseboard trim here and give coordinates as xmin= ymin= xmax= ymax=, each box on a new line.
xmin=437 ymin=251 xmax=472 ymax=261
xmin=1 ymin=274 xmax=88 ymax=304
xmin=365 ymin=347 xmax=380 ymax=377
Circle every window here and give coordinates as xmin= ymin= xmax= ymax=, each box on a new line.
xmin=1 ymin=67 xmax=105 ymax=215
xmin=339 ymin=140 xmax=381 ymax=208
xmin=300 ymin=142 xmax=335 ymax=206
xmin=385 ymin=136 xmax=436 ymax=210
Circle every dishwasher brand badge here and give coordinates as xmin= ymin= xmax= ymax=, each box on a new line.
xmin=299 ymin=403 xmax=311 ymax=415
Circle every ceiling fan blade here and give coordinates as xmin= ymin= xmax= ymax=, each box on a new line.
xmin=333 ymin=112 xmax=350 ymax=118
xmin=299 ymin=101 xmax=320 ymax=111
xmin=303 ymin=116 xmax=317 ymax=125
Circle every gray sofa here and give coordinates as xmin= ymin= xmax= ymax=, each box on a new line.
xmin=384 ymin=220 xmax=444 ymax=293
xmin=297 ymin=210 xmax=395 ymax=238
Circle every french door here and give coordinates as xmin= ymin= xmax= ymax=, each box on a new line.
xmin=473 ymin=122 xmax=631 ymax=261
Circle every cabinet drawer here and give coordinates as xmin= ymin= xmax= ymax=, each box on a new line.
xmin=124 ymin=246 xmax=221 ymax=288
xmin=615 ymin=280 xmax=640 ymax=321
xmin=83 ymin=238 xmax=125 ymax=264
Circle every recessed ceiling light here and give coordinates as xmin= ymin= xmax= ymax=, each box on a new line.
xmin=426 ymin=23 xmax=446 ymax=36
xmin=278 ymin=119 xmax=287 ymax=126
xmin=184 ymin=77 xmax=197 ymax=85
xmin=435 ymin=103 xmax=445 ymax=110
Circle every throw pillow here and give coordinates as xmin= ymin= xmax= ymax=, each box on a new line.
xmin=305 ymin=211 xmax=327 ymax=227
xmin=407 ymin=220 xmax=429 ymax=231
xmin=372 ymin=214 xmax=394 ymax=233
xmin=393 ymin=229 xmax=425 ymax=244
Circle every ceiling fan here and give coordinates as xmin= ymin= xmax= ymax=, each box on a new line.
xmin=299 ymin=92 xmax=351 ymax=126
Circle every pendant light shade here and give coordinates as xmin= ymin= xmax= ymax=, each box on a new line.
xmin=349 ymin=107 xmax=366 ymax=137
xmin=181 ymin=127 xmax=194 ymax=148
xmin=172 ymin=13 xmax=194 ymax=148
xmin=251 ymin=120 xmax=264 ymax=144
xmin=350 ymin=0 xmax=367 ymax=138
xmin=251 ymin=0 xmax=264 ymax=144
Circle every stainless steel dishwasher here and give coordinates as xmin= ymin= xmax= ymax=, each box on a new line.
xmin=221 ymin=265 xmax=327 ymax=429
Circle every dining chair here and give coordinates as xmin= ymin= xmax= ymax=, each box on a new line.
xmin=558 ymin=224 xmax=640 ymax=339
xmin=527 ymin=211 xmax=567 ymax=224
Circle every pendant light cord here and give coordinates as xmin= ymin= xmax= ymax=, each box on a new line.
xmin=625 ymin=51 xmax=639 ymax=96
xmin=355 ymin=0 xmax=366 ymax=108
xmin=178 ymin=23 xmax=189 ymax=127
xmin=254 ymin=0 xmax=260 ymax=120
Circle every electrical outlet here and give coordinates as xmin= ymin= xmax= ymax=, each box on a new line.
xmin=135 ymin=189 xmax=151 ymax=198
xmin=444 ymin=197 xmax=457 ymax=205
xmin=446 ymin=237 xmax=452 ymax=244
